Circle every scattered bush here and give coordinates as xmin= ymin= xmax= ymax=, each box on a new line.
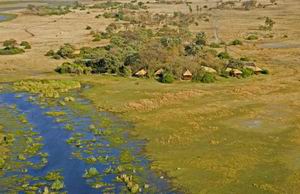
xmin=209 ymin=42 xmax=221 ymax=48
xmin=55 ymin=62 xmax=92 ymax=74
xmin=3 ymin=39 xmax=17 ymax=48
xmin=230 ymin=39 xmax=242 ymax=46
xmin=0 ymin=47 xmax=24 ymax=55
xmin=217 ymin=52 xmax=230 ymax=59
xmin=56 ymin=44 xmax=75 ymax=59
xmin=45 ymin=49 xmax=55 ymax=56
xmin=159 ymin=72 xmax=174 ymax=83
xmin=20 ymin=41 xmax=31 ymax=49
xmin=86 ymin=26 xmax=92 ymax=30
xmin=241 ymin=68 xmax=254 ymax=78
xmin=192 ymin=71 xmax=215 ymax=83
xmin=246 ymin=34 xmax=258 ymax=40
xmin=261 ymin=69 xmax=269 ymax=74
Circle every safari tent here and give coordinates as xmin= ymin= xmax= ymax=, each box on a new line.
xmin=182 ymin=69 xmax=192 ymax=80
xmin=134 ymin=68 xmax=147 ymax=77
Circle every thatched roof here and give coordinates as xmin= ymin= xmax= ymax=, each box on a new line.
xmin=244 ymin=65 xmax=262 ymax=72
xmin=232 ymin=69 xmax=242 ymax=74
xmin=154 ymin=68 xmax=164 ymax=76
xmin=134 ymin=69 xmax=147 ymax=76
xmin=183 ymin=69 xmax=192 ymax=76
xmin=225 ymin=67 xmax=233 ymax=72
xmin=201 ymin=66 xmax=217 ymax=73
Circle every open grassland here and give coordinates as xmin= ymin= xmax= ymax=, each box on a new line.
xmin=0 ymin=0 xmax=300 ymax=193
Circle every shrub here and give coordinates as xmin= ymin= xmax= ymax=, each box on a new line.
xmin=217 ymin=52 xmax=230 ymax=59
xmin=3 ymin=39 xmax=17 ymax=48
xmin=241 ymin=68 xmax=254 ymax=78
xmin=20 ymin=41 xmax=31 ymax=49
xmin=230 ymin=39 xmax=242 ymax=46
xmin=56 ymin=43 xmax=75 ymax=58
xmin=118 ymin=65 xmax=132 ymax=77
xmin=261 ymin=69 xmax=269 ymax=74
xmin=86 ymin=26 xmax=92 ymax=30
xmin=209 ymin=42 xmax=220 ymax=48
xmin=200 ymin=72 xmax=215 ymax=83
xmin=0 ymin=47 xmax=24 ymax=55
xmin=194 ymin=32 xmax=206 ymax=46
xmin=159 ymin=72 xmax=174 ymax=83
xmin=55 ymin=62 xmax=92 ymax=74
xmin=45 ymin=49 xmax=55 ymax=56
xmin=246 ymin=34 xmax=258 ymax=40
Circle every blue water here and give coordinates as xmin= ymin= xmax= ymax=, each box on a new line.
xmin=0 ymin=92 xmax=176 ymax=193
xmin=0 ymin=15 xmax=8 ymax=22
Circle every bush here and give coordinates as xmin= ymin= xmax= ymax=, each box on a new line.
xmin=159 ymin=72 xmax=174 ymax=83
xmin=56 ymin=43 xmax=75 ymax=58
xmin=209 ymin=42 xmax=221 ymax=48
xmin=3 ymin=39 xmax=17 ymax=48
xmin=45 ymin=49 xmax=55 ymax=56
xmin=200 ymin=72 xmax=215 ymax=83
xmin=20 ymin=41 xmax=31 ymax=49
xmin=55 ymin=62 xmax=92 ymax=74
xmin=241 ymin=68 xmax=254 ymax=78
xmin=0 ymin=47 xmax=24 ymax=55
xmin=192 ymin=71 xmax=215 ymax=83
xmin=246 ymin=34 xmax=258 ymax=40
xmin=86 ymin=26 xmax=92 ymax=30
xmin=230 ymin=39 xmax=242 ymax=46
xmin=217 ymin=52 xmax=230 ymax=59
xmin=261 ymin=69 xmax=269 ymax=74
xmin=118 ymin=65 xmax=132 ymax=77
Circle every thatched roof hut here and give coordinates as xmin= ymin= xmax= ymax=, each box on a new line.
xmin=231 ymin=69 xmax=243 ymax=77
xmin=154 ymin=68 xmax=164 ymax=76
xmin=134 ymin=69 xmax=147 ymax=77
xmin=182 ymin=69 xmax=192 ymax=80
xmin=244 ymin=65 xmax=263 ymax=74
xmin=201 ymin=66 xmax=217 ymax=73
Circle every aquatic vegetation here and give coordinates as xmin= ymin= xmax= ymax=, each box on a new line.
xmin=13 ymin=80 xmax=81 ymax=98
xmin=45 ymin=111 xmax=66 ymax=117
xmin=51 ymin=179 xmax=65 ymax=191
xmin=83 ymin=167 xmax=99 ymax=178
xmin=45 ymin=171 xmax=64 ymax=181
xmin=64 ymin=124 xmax=74 ymax=131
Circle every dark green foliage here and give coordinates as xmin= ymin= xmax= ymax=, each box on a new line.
xmin=201 ymin=72 xmax=216 ymax=83
xmin=194 ymin=32 xmax=206 ymax=46
xmin=27 ymin=5 xmax=70 ymax=16
xmin=217 ymin=52 xmax=230 ymax=59
xmin=185 ymin=43 xmax=200 ymax=55
xmin=159 ymin=72 xmax=174 ymax=83
xmin=246 ymin=34 xmax=258 ymax=40
xmin=45 ymin=49 xmax=55 ymax=56
xmin=3 ymin=39 xmax=17 ymax=48
xmin=241 ymin=68 xmax=254 ymax=78
xmin=0 ymin=47 xmax=24 ymax=55
xmin=209 ymin=42 xmax=221 ymax=48
xmin=230 ymin=39 xmax=242 ymax=46
xmin=56 ymin=44 xmax=75 ymax=59
xmin=192 ymin=71 xmax=215 ymax=83
xmin=118 ymin=65 xmax=132 ymax=77
xmin=261 ymin=69 xmax=269 ymax=74
xmin=55 ymin=62 xmax=91 ymax=74
xmin=20 ymin=41 xmax=31 ymax=49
